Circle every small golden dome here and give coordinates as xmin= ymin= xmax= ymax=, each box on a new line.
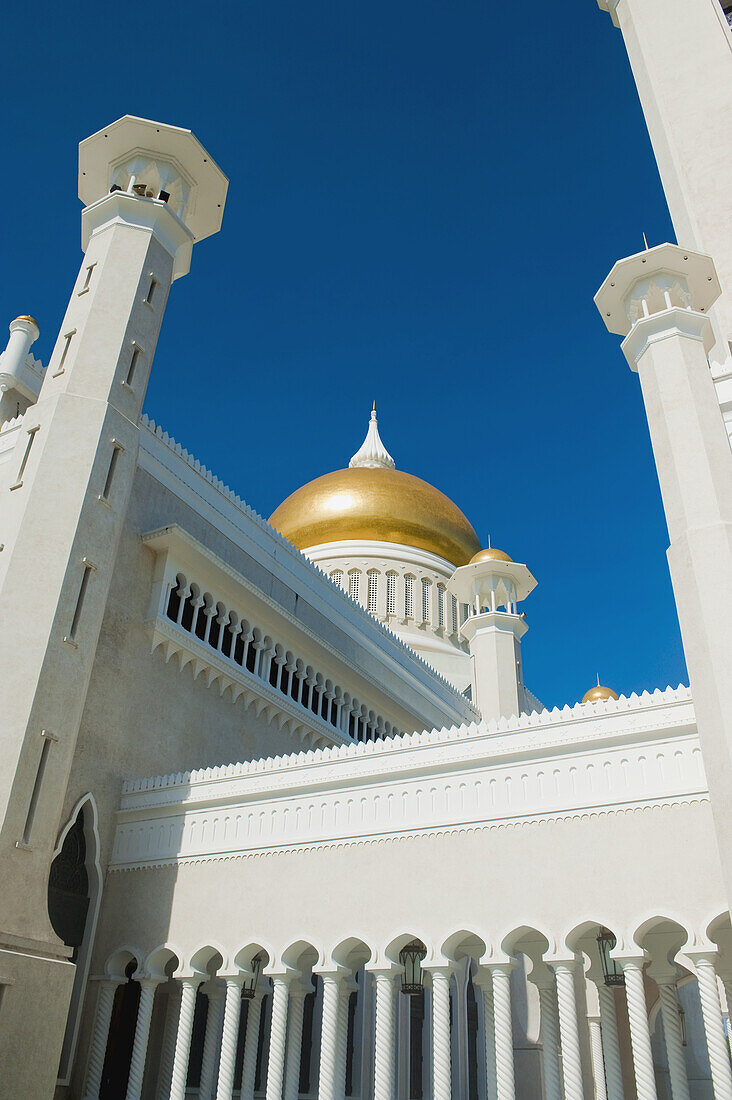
xmin=469 ymin=547 xmax=513 ymax=565
xmin=13 ymin=315 xmax=39 ymax=327
xmin=269 ymin=466 xmax=480 ymax=567
xmin=582 ymin=685 xmax=619 ymax=704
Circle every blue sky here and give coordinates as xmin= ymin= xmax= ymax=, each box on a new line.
xmin=3 ymin=0 xmax=685 ymax=708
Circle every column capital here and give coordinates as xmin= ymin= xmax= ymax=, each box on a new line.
xmin=622 ymin=307 xmax=715 ymax=370
xmin=686 ymin=947 xmax=721 ymax=966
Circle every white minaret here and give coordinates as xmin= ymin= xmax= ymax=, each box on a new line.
xmin=595 ymin=243 xmax=732 ymax=898
xmin=449 ymin=548 xmax=537 ymax=720
xmin=0 ymin=315 xmax=43 ymax=423
xmin=0 ymin=116 xmax=227 ymax=1098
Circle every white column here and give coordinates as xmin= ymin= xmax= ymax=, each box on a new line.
xmin=83 ymin=980 xmax=118 ymax=1100
xmin=156 ymin=983 xmax=181 ymax=1100
xmin=619 ymin=958 xmax=657 ymax=1100
xmin=536 ymin=981 xmax=562 ymax=1100
xmin=240 ymin=990 xmax=264 ymax=1100
xmin=588 ymin=1016 xmax=608 ymax=1100
xmin=688 ymin=952 xmax=732 ymax=1100
xmin=199 ymin=984 xmax=226 ymax=1100
xmin=169 ymin=977 xmax=200 ymax=1100
xmin=335 ymin=980 xmax=355 ymax=1100
xmin=489 ymin=963 xmax=515 ymax=1100
xmin=216 ymin=977 xmax=244 ymax=1100
xmin=551 ymin=961 xmax=584 ymax=1100
xmin=429 ymin=966 xmax=453 ymax=1100
xmin=656 ymin=980 xmax=690 ymax=1100
xmin=125 ymin=978 xmax=160 ymax=1100
xmin=475 ymin=971 xmax=497 ymax=1100
xmin=266 ymin=975 xmax=291 ymax=1100
xmin=371 ymin=969 xmax=397 ymax=1100
xmin=318 ymin=973 xmax=342 ymax=1100
xmin=722 ymin=978 xmax=732 ymax=1063
xmin=596 ymin=984 xmax=624 ymax=1100
xmin=283 ymin=984 xmax=307 ymax=1100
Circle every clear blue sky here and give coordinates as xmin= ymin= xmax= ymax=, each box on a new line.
xmin=4 ymin=0 xmax=685 ymax=708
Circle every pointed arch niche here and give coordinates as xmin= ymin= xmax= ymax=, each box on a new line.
xmin=49 ymin=793 xmax=104 ymax=1085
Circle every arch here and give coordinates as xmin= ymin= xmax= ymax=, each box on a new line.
xmin=105 ymin=947 xmax=142 ymax=982
xmin=186 ymin=944 xmax=225 ymax=979
xmin=234 ymin=941 xmax=272 ymax=976
xmin=501 ymin=924 xmax=552 ymax=961
xmin=144 ymin=944 xmax=181 ymax=980
xmin=330 ymin=936 xmax=372 ymax=973
xmin=280 ymin=939 xmax=320 ymax=973
xmin=441 ymin=929 xmax=487 ymax=964
xmin=384 ymin=932 xmax=433 ymax=967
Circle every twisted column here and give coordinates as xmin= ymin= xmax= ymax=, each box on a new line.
xmin=318 ymin=973 xmax=342 ymax=1100
xmin=83 ymin=980 xmax=118 ymax=1100
xmin=620 ymin=958 xmax=657 ymax=1100
xmin=215 ymin=977 xmax=244 ymax=1100
xmin=688 ymin=952 xmax=732 ymax=1100
xmin=169 ymin=977 xmax=200 ymax=1100
xmin=429 ymin=967 xmax=453 ymax=1100
xmin=588 ymin=1017 xmax=608 ymax=1100
xmin=156 ymin=983 xmax=181 ymax=1100
xmin=266 ymin=975 xmax=291 ymax=1100
xmin=199 ymin=984 xmax=226 ymax=1100
xmin=657 ymin=980 xmax=690 ymax=1100
xmin=722 ymin=979 xmax=732 ymax=1062
xmin=283 ymin=985 xmax=307 ymax=1100
xmin=536 ymin=982 xmax=562 ymax=1100
xmin=335 ymin=980 xmax=356 ymax=1100
xmin=240 ymin=990 xmax=264 ymax=1100
xmin=596 ymin=984 xmax=624 ymax=1100
xmin=551 ymin=961 xmax=584 ymax=1100
xmin=125 ymin=978 xmax=159 ymax=1100
xmin=489 ymin=964 xmax=515 ymax=1100
xmin=475 ymin=971 xmax=497 ymax=1100
xmin=372 ymin=970 xmax=396 ymax=1100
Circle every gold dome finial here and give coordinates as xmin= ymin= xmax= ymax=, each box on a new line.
xmin=469 ymin=546 xmax=513 ymax=565
xmin=582 ymin=683 xmax=619 ymax=704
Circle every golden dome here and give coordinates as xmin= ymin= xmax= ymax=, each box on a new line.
xmin=12 ymin=315 xmax=38 ymax=326
xmin=269 ymin=466 xmax=480 ymax=566
xmin=582 ymin=685 xmax=619 ymax=704
xmin=469 ymin=547 xmax=513 ymax=565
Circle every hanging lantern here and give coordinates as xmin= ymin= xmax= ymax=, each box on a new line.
xmin=400 ymin=940 xmax=427 ymax=995
xmin=242 ymin=953 xmax=263 ymax=999
xmin=596 ymin=928 xmax=625 ymax=986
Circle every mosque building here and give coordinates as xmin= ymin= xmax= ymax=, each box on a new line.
xmin=0 ymin=1 xmax=731 ymax=1099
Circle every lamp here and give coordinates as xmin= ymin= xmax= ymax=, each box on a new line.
xmin=399 ymin=940 xmax=427 ymax=995
xmin=596 ymin=928 xmax=625 ymax=986
xmin=241 ymin=953 xmax=263 ymax=999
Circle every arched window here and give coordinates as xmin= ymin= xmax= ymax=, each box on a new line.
xmin=404 ymin=575 xmax=414 ymax=619
xmin=437 ymin=584 xmax=446 ymax=628
xmin=348 ymin=570 xmax=361 ymax=602
xmin=367 ymin=571 xmax=379 ymax=613
xmin=330 ymin=569 xmax=344 ymax=588
xmin=451 ymin=593 xmax=458 ymax=634
xmin=386 ymin=572 xmax=397 ymax=616
xmin=421 ymin=578 xmax=430 ymax=623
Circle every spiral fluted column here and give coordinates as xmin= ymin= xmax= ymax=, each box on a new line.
xmin=372 ymin=970 xmax=396 ymax=1100
xmin=283 ymin=985 xmax=307 ymax=1100
xmin=199 ymin=984 xmax=226 ymax=1100
xmin=536 ymin=982 xmax=562 ymax=1100
xmin=489 ymin=964 xmax=515 ymax=1100
xmin=84 ymin=980 xmax=118 ymax=1100
xmin=169 ymin=978 xmax=200 ymax=1100
xmin=156 ymin=984 xmax=181 ymax=1100
xmin=318 ymin=974 xmax=343 ymax=1100
xmin=620 ymin=958 xmax=657 ymax=1100
xmin=588 ymin=1016 xmax=608 ymax=1100
xmin=475 ymin=972 xmax=497 ymax=1100
xmin=335 ymin=980 xmax=355 ymax=1100
xmin=688 ymin=953 xmax=732 ymax=1100
xmin=125 ymin=978 xmax=159 ymax=1100
xmin=429 ymin=967 xmax=453 ymax=1100
xmin=723 ymin=979 xmax=732 ymax=1062
xmin=266 ymin=975 xmax=291 ymax=1100
xmin=215 ymin=977 xmax=244 ymax=1100
xmin=240 ymin=990 xmax=264 ymax=1100
xmin=596 ymin=984 xmax=624 ymax=1100
xmin=656 ymin=980 xmax=690 ymax=1100
xmin=551 ymin=961 xmax=584 ymax=1100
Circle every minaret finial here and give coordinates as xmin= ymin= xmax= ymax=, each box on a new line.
xmin=349 ymin=404 xmax=395 ymax=470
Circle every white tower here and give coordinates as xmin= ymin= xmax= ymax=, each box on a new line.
xmin=449 ymin=547 xmax=537 ymax=720
xmin=0 ymin=315 xmax=43 ymax=423
xmin=0 ymin=116 xmax=227 ymax=1099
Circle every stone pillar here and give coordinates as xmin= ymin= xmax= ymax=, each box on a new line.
xmin=656 ymin=980 xmax=690 ymax=1100
xmin=536 ymin=980 xmax=562 ymax=1100
xmin=266 ymin=975 xmax=291 ymax=1100
xmin=429 ymin=966 xmax=453 ymax=1100
xmin=83 ymin=980 xmax=118 ymax=1100
xmin=156 ymin=983 xmax=181 ymax=1100
xmin=199 ymin=983 xmax=226 ymax=1100
xmin=588 ymin=1015 xmax=608 ymax=1100
xmin=318 ymin=973 xmax=343 ymax=1100
xmin=240 ymin=989 xmax=264 ymax=1100
xmin=619 ymin=958 xmax=657 ymax=1100
xmin=125 ymin=978 xmax=160 ymax=1100
xmin=687 ymin=952 xmax=732 ymax=1100
xmin=596 ymin=984 xmax=624 ymax=1100
xmin=550 ymin=961 xmax=584 ymax=1100
xmin=169 ymin=977 xmax=200 ymax=1100
xmin=489 ymin=963 xmax=515 ymax=1100
xmin=283 ymin=984 xmax=307 ymax=1100
xmin=371 ymin=969 xmax=397 ymax=1100
xmin=722 ymin=978 xmax=732 ymax=1062
xmin=215 ymin=977 xmax=244 ymax=1100
xmin=474 ymin=971 xmax=497 ymax=1100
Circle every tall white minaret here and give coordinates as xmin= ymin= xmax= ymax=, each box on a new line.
xmin=449 ymin=547 xmax=537 ymax=720
xmin=0 ymin=117 xmax=227 ymax=1098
